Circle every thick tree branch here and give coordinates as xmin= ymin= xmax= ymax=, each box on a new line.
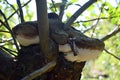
xmin=59 ymin=0 xmax=67 ymax=21
xmin=101 ymin=27 xmax=120 ymax=41
xmin=35 ymin=0 xmax=49 ymax=59
xmin=16 ymin=0 xmax=25 ymax=22
xmin=21 ymin=60 xmax=56 ymax=80
xmin=64 ymin=0 xmax=97 ymax=29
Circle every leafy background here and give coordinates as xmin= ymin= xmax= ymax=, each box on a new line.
xmin=0 ymin=0 xmax=120 ymax=80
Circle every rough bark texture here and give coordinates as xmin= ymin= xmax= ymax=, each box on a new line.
xmin=46 ymin=53 xmax=85 ymax=80
xmin=0 ymin=44 xmax=85 ymax=80
xmin=0 ymin=29 xmax=88 ymax=80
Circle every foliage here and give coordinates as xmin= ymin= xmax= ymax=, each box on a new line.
xmin=1 ymin=0 xmax=120 ymax=80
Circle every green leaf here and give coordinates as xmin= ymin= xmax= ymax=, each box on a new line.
xmin=87 ymin=5 xmax=94 ymax=11
xmin=65 ymin=12 xmax=72 ymax=19
xmin=72 ymin=22 xmax=80 ymax=27
xmin=70 ymin=0 xmax=79 ymax=3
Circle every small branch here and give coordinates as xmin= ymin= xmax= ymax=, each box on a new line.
xmin=64 ymin=0 xmax=97 ymax=29
xmin=0 ymin=0 xmax=31 ymax=27
xmin=104 ymin=49 xmax=120 ymax=61
xmin=21 ymin=60 xmax=56 ymax=80
xmin=0 ymin=46 xmax=17 ymax=56
xmin=0 ymin=19 xmax=9 ymax=30
xmin=83 ymin=16 xmax=102 ymax=34
xmin=4 ymin=0 xmax=19 ymax=16
xmin=59 ymin=0 xmax=67 ymax=21
xmin=83 ymin=24 xmax=95 ymax=33
xmin=51 ymin=0 xmax=57 ymax=12
xmin=16 ymin=0 xmax=25 ymax=22
xmin=0 ymin=10 xmax=19 ymax=52
xmin=101 ymin=26 xmax=120 ymax=41
xmin=0 ymin=10 xmax=10 ymax=29
xmin=91 ymin=2 xmax=105 ymax=37
xmin=77 ymin=17 xmax=112 ymax=23
xmin=0 ymin=30 xmax=10 ymax=33
xmin=91 ymin=17 xmax=100 ymax=37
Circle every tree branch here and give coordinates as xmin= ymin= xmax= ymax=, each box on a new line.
xmin=21 ymin=60 xmax=56 ymax=80
xmin=64 ymin=0 xmax=97 ymax=29
xmin=4 ymin=0 xmax=19 ymax=16
xmin=16 ymin=0 xmax=25 ymax=22
xmin=101 ymin=26 xmax=120 ymax=41
xmin=35 ymin=0 xmax=50 ymax=59
xmin=0 ymin=0 xmax=31 ymax=27
xmin=104 ymin=49 xmax=120 ymax=61
xmin=0 ymin=30 xmax=9 ymax=33
xmin=0 ymin=10 xmax=19 ymax=52
xmin=51 ymin=0 xmax=57 ymax=12
xmin=77 ymin=17 xmax=113 ymax=23
xmin=0 ymin=46 xmax=17 ymax=56
xmin=59 ymin=0 xmax=67 ymax=21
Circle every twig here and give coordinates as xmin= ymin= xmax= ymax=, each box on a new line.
xmin=0 ymin=10 xmax=10 ymax=29
xmin=0 ymin=46 xmax=17 ymax=56
xmin=4 ymin=0 xmax=19 ymax=16
xmin=21 ymin=60 xmax=56 ymax=80
xmin=81 ymin=17 xmax=113 ymax=33
xmin=0 ymin=30 xmax=10 ymax=33
xmin=83 ymin=25 xmax=96 ymax=33
xmin=64 ymin=0 xmax=97 ymax=29
xmin=0 ymin=10 xmax=19 ymax=52
xmin=91 ymin=1 xmax=107 ymax=37
xmin=91 ymin=18 xmax=100 ymax=37
xmin=0 ymin=20 xmax=9 ymax=30
xmin=51 ymin=0 xmax=57 ymax=12
xmin=74 ymin=4 xmax=82 ymax=7
xmin=80 ymin=17 xmax=115 ymax=33
xmin=77 ymin=17 xmax=113 ymax=23
xmin=91 ymin=5 xmax=104 ymax=37
xmin=104 ymin=48 xmax=120 ymax=61
xmin=83 ymin=16 xmax=101 ymax=34
xmin=16 ymin=0 xmax=25 ymax=22
xmin=0 ymin=0 xmax=31 ymax=27
xmin=101 ymin=26 xmax=120 ymax=41
xmin=7 ymin=0 xmax=31 ymax=21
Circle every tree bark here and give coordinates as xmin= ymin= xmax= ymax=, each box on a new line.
xmin=35 ymin=0 xmax=50 ymax=60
